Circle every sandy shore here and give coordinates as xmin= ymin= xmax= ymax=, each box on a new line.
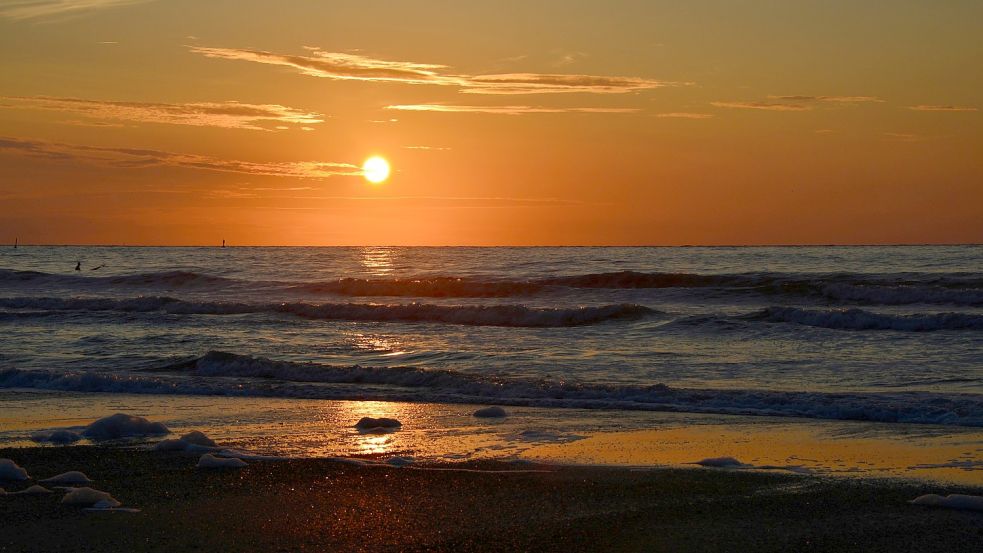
xmin=2 ymin=446 xmax=981 ymax=552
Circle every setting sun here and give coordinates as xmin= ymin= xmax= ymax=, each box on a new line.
xmin=362 ymin=156 xmax=390 ymax=184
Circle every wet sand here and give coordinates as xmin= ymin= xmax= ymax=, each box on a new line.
xmin=2 ymin=446 xmax=981 ymax=552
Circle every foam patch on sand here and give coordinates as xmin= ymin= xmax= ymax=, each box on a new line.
xmin=30 ymin=429 xmax=82 ymax=444
xmin=5 ymin=485 xmax=52 ymax=495
xmin=61 ymin=487 xmax=121 ymax=508
xmin=197 ymin=453 xmax=247 ymax=469
xmin=155 ymin=430 xmax=219 ymax=452
xmin=909 ymin=494 xmax=983 ymax=511
xmin=82 ymin=413 xmax=170 ymax=440
xmin=694 ymin=457 xmax=751 ymax=468
xmin=40 ymin=471 xmax=93 ymax=485
xmin=0 ymin=459 xmax=30 ymax=480
xmin=354 ymin=417 xmax=402 ymax=433
xmin=473 ymin=406 xmax=508 ymax=418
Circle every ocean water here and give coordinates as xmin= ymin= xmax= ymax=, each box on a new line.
xmin=1 ymin=245 xmax=981 ymax=429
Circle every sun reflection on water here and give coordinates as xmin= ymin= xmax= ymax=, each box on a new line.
xmin=359 ymin=246 xmax=397 ymax=276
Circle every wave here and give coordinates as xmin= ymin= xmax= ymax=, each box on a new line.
xmin=749 ymin=306 xmax=983 ymax=332
xmin=291 ymin=277 xmax=544 ymax=298
xmin=0 ymin=296 xmax=654 ymax=328
xmin=0 ymin=268 xmax=235 ymax=288
xmin=4 ymin=267 xmax=982 ymax=305
xmin=2 ymin=351 xmax=981 ymax=426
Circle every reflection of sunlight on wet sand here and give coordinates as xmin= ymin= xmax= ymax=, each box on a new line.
xmin=7 ymin=392 xmax=981 ymax=486
xmin=524 ymin=425 xmax=983 ymax=485
xmin=359 ymin=246 xmax=397 ymax=276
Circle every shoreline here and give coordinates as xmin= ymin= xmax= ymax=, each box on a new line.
xmin=3 ymin=390 xmax=982 ymax=486
xmin=2 ymin=446 xmax=982 ymax=552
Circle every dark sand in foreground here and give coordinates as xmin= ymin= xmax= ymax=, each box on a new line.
xmin=1 ymin=447 xmax=981 ymax=552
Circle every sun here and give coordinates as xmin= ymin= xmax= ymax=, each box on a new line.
xmin=362 ymin=156 xmax=390 ymax=184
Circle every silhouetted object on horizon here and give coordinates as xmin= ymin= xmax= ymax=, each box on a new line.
xmin=75 ymin=261 xmax=81 ymax=271
xmin=222 ymin=239 xmax=226 ymax=248
xmin=12 ymin=238 xmax=16 ymax=249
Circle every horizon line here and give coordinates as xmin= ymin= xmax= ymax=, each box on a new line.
xmin=4 ymin=242 xmax=982 ymax=248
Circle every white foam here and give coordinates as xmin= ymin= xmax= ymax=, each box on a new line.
xmin=0 ymin=459 xmax=29 ymax=480
xmin=40 ymin=471 xmax=93 ymax=485
xmin=197 ymin=453 xmax=247 ymax=469
xmin=909 ymin=493 xmax=983 ymax=511
xmin=61 ymin=487 xmax=121 ymax=507
xmin=694 ymin=457 xmax=749 ymax=468
xmin=83 ymin=413 xmax=170 ymax=440
xmin=155 ymin=430 xmax=218 ymax=452
xmin=30 ymin=429 xmax=82 ymax=444
xmin=6 ymin=485 xmax=52 ymax=495
xmin=473 ymin=406 xmax=508 ymax=418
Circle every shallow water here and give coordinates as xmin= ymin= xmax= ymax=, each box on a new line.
xmin=1 ymin=245 xmax=981 ymax=428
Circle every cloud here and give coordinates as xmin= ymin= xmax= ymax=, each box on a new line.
xmin=189 ymin=46 xmax=684 ymax=95
xmin=385 ymin=104 xmax=638 ymax=115
xmin=768 ymin=95 xmax=883 ymax=103
xmin=460 ymin=73 xmax=676 ymax=95
xmin=0 ymin=136 xmax=359 ymax=178
xmin=403 ymin=145 xmax=451 ymax=151
xmin=710 ymin=101 xmax=812 ymax=112
xmin=908 ymin=105 xmax=978 ymax=112
xmin=0 ymin=0 xmax=150 ymax=20
xmin=0 ymin=96 xmax=324 ymax=131
xmin=655 ymin=112 xmax=714 ymax=119
xmin=883 ymin=132 xmax=928 ymax=142
xmin=712 ymin=95 xmax=882 ymax=112
xmin=189 ymin=46 xmax=460 ymax=86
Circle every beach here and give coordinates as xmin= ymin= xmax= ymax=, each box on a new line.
xmin=2 ymin=446 xmax=981 ymax=552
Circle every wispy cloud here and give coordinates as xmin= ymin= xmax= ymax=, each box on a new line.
xmin=189 ymin=46 xmax=684 ymax=95
xmin=908 ymin=105 xmax=978 ymax=112
xmin=0 ymin=96 xmax=323 ymax=131
xmin=0 ymin=0 xmax=150 ymax=20
xmin=713 ymin=95 xmax=882 ymax=112
xmin=385 ymin=104 xmax=638 ymax=115
xmin=883 ymin=132 xmax=929 ymax=142
xmin=655 ymin=112 xmax=714 ymax=119
xmin=768 ymin=95 xmax=883 ymax=103
xmin=0 ymin=136 xmax=359 ymax=178
xmin=711 ymin=101 xmax=812 ymax=112
xmin=403 ymin=145 xmax=451 ymax=151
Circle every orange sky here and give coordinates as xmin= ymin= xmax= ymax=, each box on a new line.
xmin=1 ymin=0 xmax=981 ymax=245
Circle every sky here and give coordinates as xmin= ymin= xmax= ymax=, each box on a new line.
xmin=0 ymin=0 xmax=980 ymax=246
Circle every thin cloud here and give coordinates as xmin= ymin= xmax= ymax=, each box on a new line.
xmin=713 ymin=95 xmax=882 ymax=112
xmin=386 ymin=104 xmax=638 ymax=115
xmin=768 ymin=95 xmax=883 ymax=103
xmin=656 ymin=112 xmax=714 ymax=119
xmin=0 ymin=96 xmax=324 ymax=131
xmin=883 ymin=132 xmax=928 ymax=142
xmin=0 ymin=136 xmax=359 ymax=178
xmin=908 ymin=105 xmax=978 ymax=112
xmin=403 ymin=145 xmax=451 ymax=151
xmin=189 ymin=46 xmax=684 ymax=95
xmin=711 ymin=101 xmax=812 ymax=112
xmin=0 ymin=0 xmax=150 ymax=20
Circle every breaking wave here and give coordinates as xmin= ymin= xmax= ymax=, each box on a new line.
xmin=3 ymin=268 xmax=982 ymax=305
xmin=750 ymin=307 xmax=983 ymax=332
xmin=0 ymin=296 xmax=654 ymax=328
xmin=1 ymin=351 xmax=981 ymax=426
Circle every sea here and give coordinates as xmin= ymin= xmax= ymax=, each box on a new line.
xmin=1 ymin=246 xmax=981 ymax=478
